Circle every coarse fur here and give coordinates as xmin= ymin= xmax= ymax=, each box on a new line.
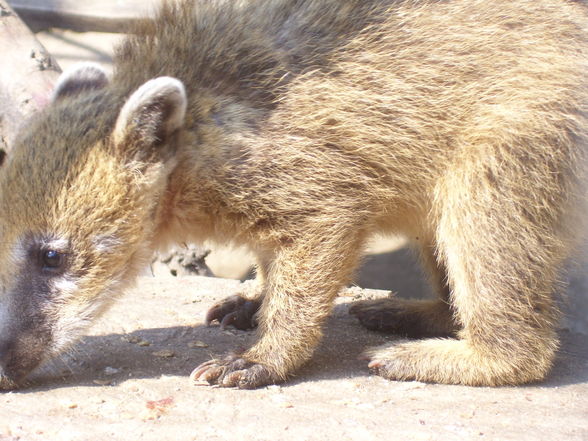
xmin=0 ymin=0 xmax=587 ymax=388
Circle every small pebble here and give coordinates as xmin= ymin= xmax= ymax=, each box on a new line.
xmin=104 ymin=367 xmax=120 ymax=375
xmin=137 ymin=340 xmax=151 ymax=347
xmin=152 ymin=350 xmax=175 ymax=358
xmin=61 ymin=400 xmax=78 ymax=409
xmin=188 ymin=340 xmax=208 ymax=348
xmin=122 ymin=335 xmax=141 ymax=344
xmin=93 ymin=379 xmax=113 ymax=386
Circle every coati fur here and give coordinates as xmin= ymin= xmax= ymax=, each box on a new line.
xmin=0 ymin=0 xmax=587 ymax=389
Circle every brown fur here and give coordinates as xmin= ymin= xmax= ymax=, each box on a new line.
xmin=0 ymin=0 xmax=587 ymax=389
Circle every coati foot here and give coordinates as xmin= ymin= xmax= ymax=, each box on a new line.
xmin=190 ymin=355 xmax=277 ymax=389
xmin=349 ymin=297 xmax=458 ymax=338
xmin=363 ymin=338 xmax=552 ymax=386
xmin=205 ymin=295 xmax=261 ymax=330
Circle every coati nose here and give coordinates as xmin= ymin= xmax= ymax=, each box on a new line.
xmin=0 ymin=337 xmax=39 ymax=386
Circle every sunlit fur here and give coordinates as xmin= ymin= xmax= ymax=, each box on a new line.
xmin=1 ymin=0 xmax=587 ymax=388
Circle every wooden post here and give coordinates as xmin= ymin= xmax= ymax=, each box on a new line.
xmin=8 ymin=0 xmax=159 ymax=32
xmin=0 ymin=1 xmax=61 ymax=153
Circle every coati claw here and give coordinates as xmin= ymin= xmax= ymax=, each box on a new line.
xmin=190 ymin=356 xmax=276 ymax=389
xmin=205 ymin=295 xmax=260 ymax=330
xmin=367 ymin=359 xmax=396 ymax=379
xmin=364 ymin=349 xmax=415 ymax=381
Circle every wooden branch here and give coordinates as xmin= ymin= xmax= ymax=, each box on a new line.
xmin=0 ymin=1 xmax=60 ymax=153
xmin=8 ymin=0 xmax=160 ymax=32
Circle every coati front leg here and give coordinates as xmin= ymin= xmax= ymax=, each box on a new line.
xmin=350 ymin=240 xmax=459 ymax=338
xmin=192 ymin=223 xmax=366 ymax=388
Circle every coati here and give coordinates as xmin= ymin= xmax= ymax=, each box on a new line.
xmin=0 ymin=0 xmax=587 ymax=389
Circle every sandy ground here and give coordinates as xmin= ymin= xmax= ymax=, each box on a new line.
xmin=0 ymin=28 xmax=584 ymax=441
xmin=1 ymin=275 xmax=587 ymax=441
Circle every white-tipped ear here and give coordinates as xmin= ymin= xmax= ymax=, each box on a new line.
xmin=114 ymin=77 xmax=187 ymax=147
xmin=51 ymin=62 xmax=109 ymax=102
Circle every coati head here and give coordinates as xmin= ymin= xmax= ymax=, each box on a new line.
xmin=0 ymin=64 xmax=187 ymax=388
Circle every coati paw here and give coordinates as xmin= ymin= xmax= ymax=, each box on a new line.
xmin=361 ymin=339 xmax=531 ymax=386
xmin=190 ymin=355 xmax=276 ymax=389
xmin=205 ymin=295 xmax=260 ymax=330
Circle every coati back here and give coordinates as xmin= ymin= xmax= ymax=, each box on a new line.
xmin=0 ymin=0 xmax=587 ymax=389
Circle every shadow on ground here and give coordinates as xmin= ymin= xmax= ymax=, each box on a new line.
xmin=24 ymin=306 xmax=588 ymax=392
xmin=25 ymin=306 xmax=392 ymax=392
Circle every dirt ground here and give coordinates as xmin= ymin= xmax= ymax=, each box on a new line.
xmin=1 ymin=274 xmax=587 ymax=441
xmin=0 ymin=28 xmax=586 ymax=441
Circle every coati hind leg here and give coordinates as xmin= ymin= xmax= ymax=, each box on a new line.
xmin=364 ymin=149 xmax=568 ymax=386
xmin=350 ymin=240 xmax=459 ymax=338
xmin=193 ymin=221 xmax=367 ymax=388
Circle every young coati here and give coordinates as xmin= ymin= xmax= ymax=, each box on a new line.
xmin=0 ymin=0 xmax=587 ymax=389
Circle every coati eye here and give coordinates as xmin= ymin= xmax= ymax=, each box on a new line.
xmin=42 ymin=250 xmax=63 ymax=269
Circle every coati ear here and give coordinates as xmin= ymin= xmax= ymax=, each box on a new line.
xmin=113 ymin=77 xmax=187 ymax=148
xmin=51 ymin=63 xmax=109 ymax=102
